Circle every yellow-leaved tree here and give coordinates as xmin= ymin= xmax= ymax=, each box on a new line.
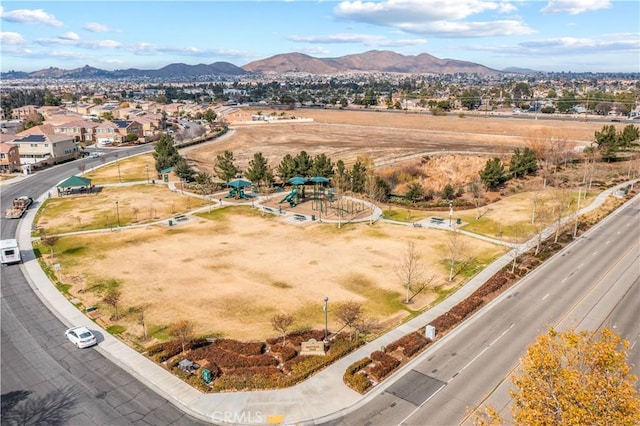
xmin=476 ymin=327 xmax=640 ymax=425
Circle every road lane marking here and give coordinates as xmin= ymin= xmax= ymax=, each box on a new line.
xmin=396 ymin=383 xmax=446 ymax=426
xmin=593 ymin=251 xmax=598 ymax=256
xmin=542 ymin=293 xmax=550 ymax=301
xmin=578 ymin=263 xmax=584 ymax=269
xmin=454 ymin=324 xmax=515 ymax=379
xmin=562 ymin=277 xmax=567 ymax=283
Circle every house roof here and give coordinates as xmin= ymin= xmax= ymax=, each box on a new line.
xmin=57 ymin=175 xmax=92 ymax=188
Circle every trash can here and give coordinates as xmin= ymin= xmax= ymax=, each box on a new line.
xmin=168 ymin=219 xmax=173 ymax=226
xmin=312 ymin=215 xmax=316 ymax=221
xmin=456 ymin=218 xmax=462 ymax=225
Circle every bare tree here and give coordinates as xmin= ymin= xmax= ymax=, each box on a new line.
xmin=103 ymin=290 xmax=121 ymax=321
xmin=446 ymin=227 xmax=470 ymax=282
xmin=550 ymin=187 xmax=570 ymax=243
xmin=40 ymin=234 xmax=59 ymax=259
xmin=334 ymin=301 xmax=363 ymax=340
xmin=362 ymin=157 xmax=383 ymax=225
xmin=132 ymin=207 xmax=139 ymax=223
xmin=133 ymin=304 xmax=149 ymax=340
xmin=270 ymin=313 xmax=294 ymax=347
xmin=469 ymin=180 xmax=488 ymax=220
xmin=507 ymin=224 xmax=528 ymax=273
xmin=395 ymin=241 xmax=432 ymax=303
xmin=532 ymin=197 xmax=552 ymax=256
xmin=168 ymin=320 xmax=195 ymax=354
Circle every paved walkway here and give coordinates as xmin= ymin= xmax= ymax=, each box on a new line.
xmin=15 ymin=179 xmax=638 ymax=425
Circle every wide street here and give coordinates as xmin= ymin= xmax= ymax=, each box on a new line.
xmin=329 ymin=194 xmax=639 ymax=426
xmin=1 ymin=147 xmax=210 ymax=425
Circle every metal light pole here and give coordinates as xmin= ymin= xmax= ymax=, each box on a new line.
xmin=323 ymin=296 xmax=329 ymax=343
xmin=115 ymin=201 xmax=121 ymax=227
xmin=145 ymin=164 xmax=150 ymax=183
xmin=449 ymin=200 xmax=453 ymax=227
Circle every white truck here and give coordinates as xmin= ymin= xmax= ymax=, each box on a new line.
xmin=0 ymin=239 xmax=21 ymax=265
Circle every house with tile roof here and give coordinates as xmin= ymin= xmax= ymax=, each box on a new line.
xmin=8 ymin=125 xmax=79 ymax=168
xmin=53 ymin=119 xmax=99 ymax=144
xmin=0 ymin=141 xmax=21 ymax=173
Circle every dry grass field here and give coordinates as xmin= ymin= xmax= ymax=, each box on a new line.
xmin=37 ymin=109 xmax=632 ymax=344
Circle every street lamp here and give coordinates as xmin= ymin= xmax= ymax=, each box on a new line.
xmin=323 ymin=296 xmax=329 ymax=343
xmin=449 ymin=200 xmax=453 ymax=227
xmin=115 ymin=201 xmax=121 ymax=227
xmin=145 ymin=164 xmax=150 ymax=183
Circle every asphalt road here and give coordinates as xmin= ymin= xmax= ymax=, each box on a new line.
xmin=329 ymin=195 xmax=639 ymax=426
xmin=1 ymin=147 xmax=210 ymax=425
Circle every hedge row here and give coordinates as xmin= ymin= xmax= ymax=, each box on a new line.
xmin=189 ymin=345 xmax=278 ymax=370
xmin=386 ymin=331 xmax=431 ymax=358
xmin=343 ymin=358 xmax=373 ymax=394
xmin=368 ymin=351 xmax=400 ymax=382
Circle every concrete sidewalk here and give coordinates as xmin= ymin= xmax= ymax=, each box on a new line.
xmin=16 ymin=179 xmax=638 ymax=425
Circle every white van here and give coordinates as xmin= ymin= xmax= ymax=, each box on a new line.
xmin=0 ymin=239 xmax=21 ymax=265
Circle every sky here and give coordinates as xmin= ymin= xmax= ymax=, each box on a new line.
xmin=1 ymin=0 xmax=639 ymax=74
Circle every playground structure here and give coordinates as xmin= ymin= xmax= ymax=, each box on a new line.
xmin=280 ymin=188 xmax=299 ymax=206
xmin=225 ymin=178 xmax=252 ymax=200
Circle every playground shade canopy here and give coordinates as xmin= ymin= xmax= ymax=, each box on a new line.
xmin=227 ymin=179 xmax=252 ymax=188
xmin=309 ymin=176 xmax=330 ymax=183
xmin=288 ymin=176 xmax=307 ymax=185
xmin=57 ymin=175 xmax=92 ymax=188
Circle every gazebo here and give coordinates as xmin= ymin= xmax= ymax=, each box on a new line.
xmin=56 ymin=175 xmax=93 ymax=195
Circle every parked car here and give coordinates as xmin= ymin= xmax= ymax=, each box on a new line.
xmin=89 ymin=152 xmax=101 ymax=158
xmin=65 ymin=326 xmax=97 ymax=348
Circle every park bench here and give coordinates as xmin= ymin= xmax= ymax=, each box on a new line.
xmin=412 ymin=222 xmax=423 ymax=228
xmin=294 ymin=214 xmax=306 ymax=221
xmin=174 ymin=214 xmax=188 ymax=222
xmin=430 ymin=217 xmax=445 ymax=224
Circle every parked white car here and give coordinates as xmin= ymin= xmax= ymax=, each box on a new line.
xmin=65 ymin=326 xmax=97 ymax=348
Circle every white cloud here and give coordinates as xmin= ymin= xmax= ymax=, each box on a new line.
xmin=129 ymin=42 xmax=247 ymax=59
xmin=288 ymin=33 xmax=427 ymax=48
xmin=541 ymin=0 xmax=611 ymax=15
xmin=59 ymin=32 xmax=80 ymax=41
xmin=0 ymin=7 xmax=63 ymax=27
xmin=0 ymin=32 xmax=26 ymax=45
xmin=83 ymin=22 xmax=111 ymax=33
xmin=334 ymin=0 xmax=533 ymax=37
xmin=298 ymin=46 xmax=331 ymax=55
xmin=471 ymin=34 xmax=639 ymax=55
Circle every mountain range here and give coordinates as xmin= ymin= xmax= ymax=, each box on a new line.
xmin=2 ymin=50 xmax=510 ymax=79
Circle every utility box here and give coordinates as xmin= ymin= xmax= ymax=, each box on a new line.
xmin=425 ymin=325 xmax=436 ymax=340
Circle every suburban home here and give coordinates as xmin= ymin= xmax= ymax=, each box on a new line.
xmin=0 ymin=141 xmax=21 ymax=173
xmin=113 ymin=120 xmax=144 ymax=141
xmin=10 ymin=105 xmax=39 ymax=120
xmin=9 ymin=127 xmax=79 ymax=168
xmin=94 ymin=121 xmax=121 ymax=145
xmin=54 ymin=119 xmax=99 ymax=144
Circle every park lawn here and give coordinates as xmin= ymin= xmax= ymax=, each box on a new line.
xmin=85 ymin=153 xmax=156 ymax=184
xmin=41 ymin=205 xmax=506 ymax=342
xmin=35 ymin=184 xmax=208 ymax=234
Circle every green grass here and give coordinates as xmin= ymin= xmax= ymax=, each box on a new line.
xmin=107 ymin=325 xmax=126 ymax=334
xmin=382 ymin=207 xmax=430 ymax=222
xmin=340 ymin=273 xmax=416 ymax=317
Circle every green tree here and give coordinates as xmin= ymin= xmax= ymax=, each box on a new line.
xmin=293 ymin=151 xmax=313 ymax=177
xmin=174 ymin=157 xmax=194 ymax=182
xmin=442 ymin=183 xmax=455 ymax=200
xmin=555 ymin=91 xmax=578 ymax=113
xmin=406 ymin=181 xmax=424 ymax=203
xmin=277 ymin=154 xmax=297 ymax=181
xmin=203 ymin=109 xmax=217 ymax=123
xmin=479 ymin=158 xmax=508 ymax=189
xmin=310 ymin=153 xmax=334 ymax=178
xmin=213 ymin=150 xmax=239 ymax=183
xmin=595 ymin=125 xmax=620 ymax=161
xmin=460 ymin=89 xmax=482 ymax=110
xmin=349 ymin=159 xmax=367 ymax=193
xmin=245 ymin=152 xmax=273 ymax=188
xmin=510 ymin=147 xmax=538 ymax=178
xmin=620 ymin=124 xmax=639 ymax=148
xmin=152 ymin=134 xmax=180 ymax=173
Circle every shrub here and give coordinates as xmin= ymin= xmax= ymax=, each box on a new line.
xmin=345 ymin=357 xmax=372 ymax=376
xmin=387 ymin=332 xmax=431 ymax=358
xmin=449 ymin=297 xmax=484 ymax=321
xmin=344 ymin=370 xmax=372 ymax=394
xmin=214 ymin=339 xmax=264 ymax=356
xmin=369 ymin=351 xmax=400 ymax=381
